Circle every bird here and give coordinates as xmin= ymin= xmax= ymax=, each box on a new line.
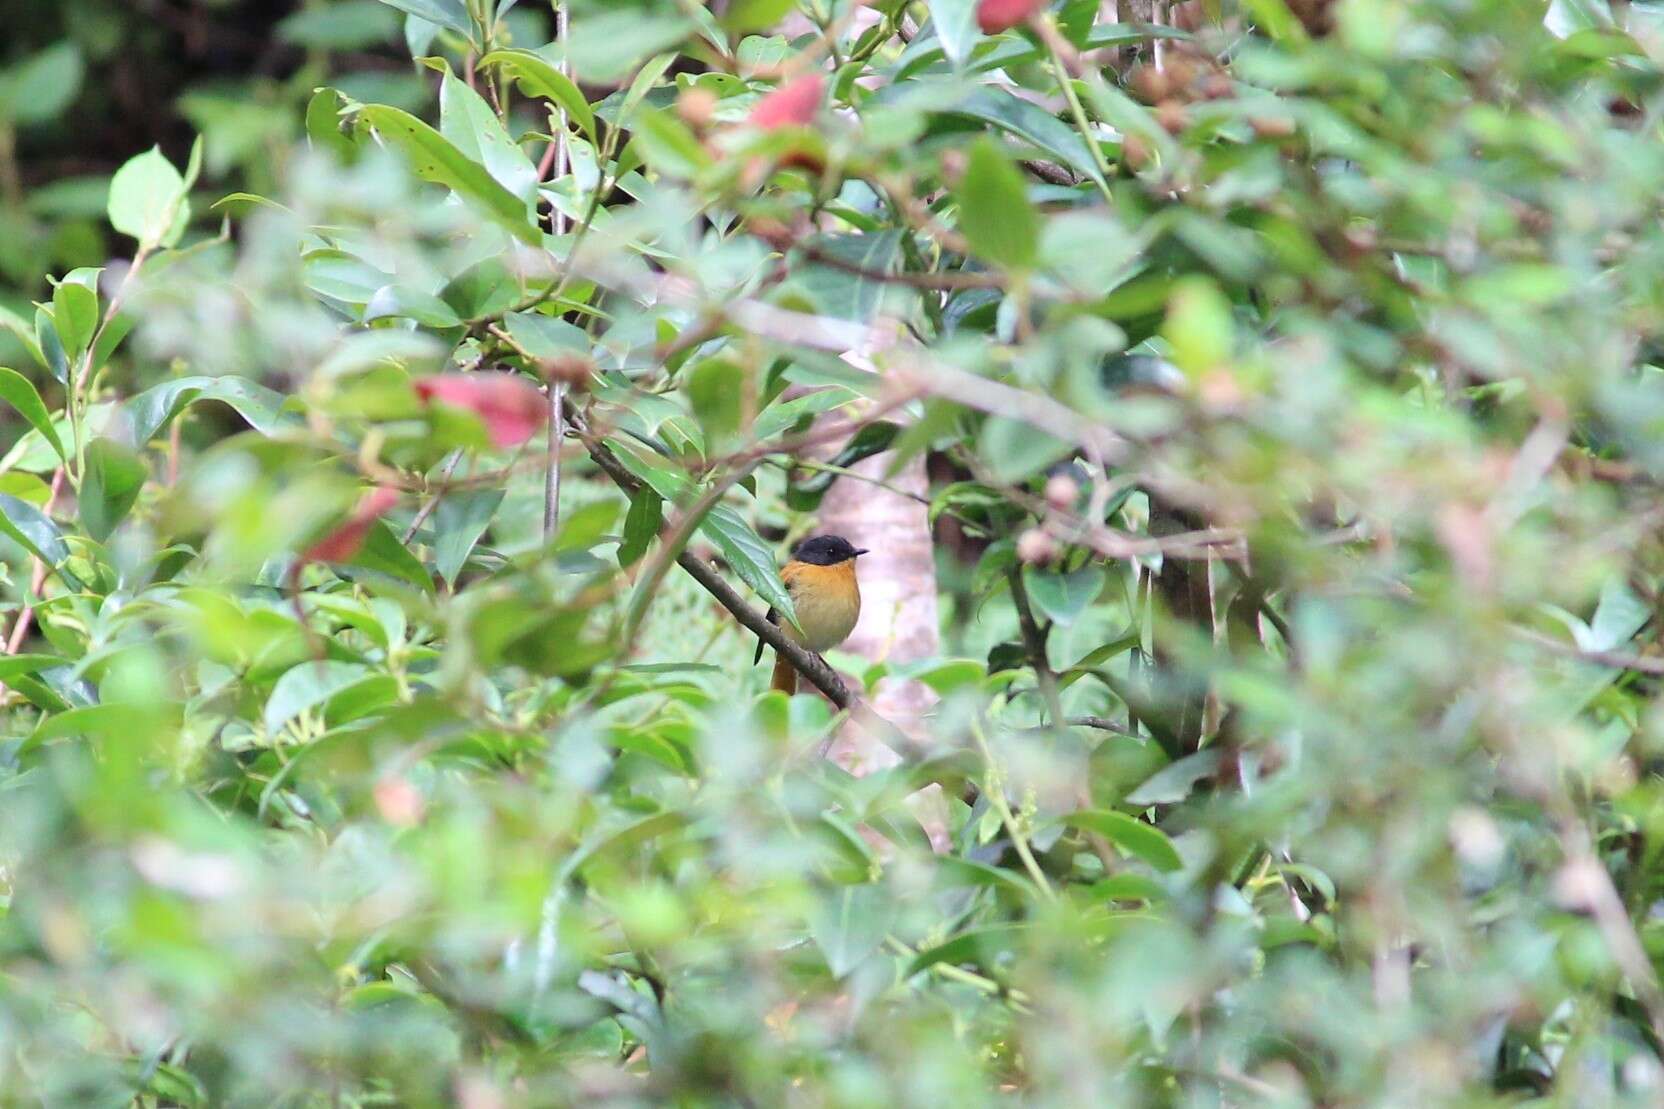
xmin=754 ymin=534 xmax=868 ymax=694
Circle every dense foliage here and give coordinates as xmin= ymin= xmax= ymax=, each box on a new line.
xmin=7 ymin=0 xmax=1664 ymax=1103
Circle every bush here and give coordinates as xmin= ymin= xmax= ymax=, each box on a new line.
xmin=5 ymin=0 xmax=1664 ymax=1103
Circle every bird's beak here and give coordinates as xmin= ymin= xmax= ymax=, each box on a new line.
xmin=853 ymin=548 xmax=870 ymax=557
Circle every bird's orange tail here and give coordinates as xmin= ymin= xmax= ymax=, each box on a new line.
xmin=771 ymin=652 xmax=797 ymax=694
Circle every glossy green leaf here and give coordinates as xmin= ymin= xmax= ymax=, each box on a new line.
xmin=480 ymin=49 xmax=596 ymax=142
xmin=359 ymin=105 xmax=539 ymax=243
xmin=0 ymin=368 xmax=65 ymax=462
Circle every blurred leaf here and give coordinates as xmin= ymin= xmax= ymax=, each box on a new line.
xmin=928 ymin=0 xmax=980 ymax=66
xmin=1022 ymin=564 xmax=1104 ymax=626
xmin=809 ymin=885 xmax=896 ymax=978
xmin=1063 ymin=810 xmax=1182 ymax=871
xmin=432 ymin=486 xmax=503 ymax=586
xmin=374 ymin=0 xmax=471 ymax=37
xmin=618 ymin=486 xmax=662 ymax=568
xmin=0 ymin=42 xmax=83 ymax=126
xmin=265 ymin=661 xmax=371 ymax=732
xmin=80 ymin=438 xmax=146 ymax=541
xmin=568 ymin=11 xmax=694 ymax=82
xmin=953 ymin=89 xmax=1109 ymax=189
xmin=955 ymin=138 xmax=1038 ymax=271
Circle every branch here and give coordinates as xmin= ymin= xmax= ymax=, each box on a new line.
xmin=1008 ymin=566 xmax=1065 ymax=727
xmin=581 ymin=431 xmax=855 ymax=710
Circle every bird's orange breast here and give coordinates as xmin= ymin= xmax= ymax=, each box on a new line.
xmin=780 ymin=559 xmax=861 ymax=652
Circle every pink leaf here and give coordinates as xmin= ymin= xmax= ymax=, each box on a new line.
xmin=749 ymin=73 xmax=824 ymax=129
xmin=416 ymin=372 xmax=549 ymax=449
xmin=304 ymin=486 xmax=400 ymax=564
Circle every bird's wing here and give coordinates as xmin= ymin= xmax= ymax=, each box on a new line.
xmin=754 ymin=605 xmax=779 ymax=665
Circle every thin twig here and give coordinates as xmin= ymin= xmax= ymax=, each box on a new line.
xmin=799 ymin=243 xmax=1004 ymax=291
xmin=402 ymin=451 xmax=465 ymax=544
xmin=542 ymin=0 xmax=573 ymax=543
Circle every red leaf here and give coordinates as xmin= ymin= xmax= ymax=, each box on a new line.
xmin=415 ymin=372 xmax=548 ymax=449
xmin=976 ymin=0 xmax=1045 ymax=34
xmin=749 ymin=73 xmax=824 ymax=129
xmin=304 ymin=486 xmax=400 ymax=564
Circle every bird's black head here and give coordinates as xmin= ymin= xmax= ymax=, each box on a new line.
xmin=792 ymin=534 xmax=868 ymax=566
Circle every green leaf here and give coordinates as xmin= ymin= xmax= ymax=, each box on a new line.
xmin=265 ymin=661 xmax=371 ymax=733
xmin=125 ymin=376 xmax=290 ymax=446
xmin=633 ymin=106 xmax=713 ymax=180
xmin=440 ymin=67 xmax=539 ymax=201
xmin=1063 ymin=810 xmax=1183 ymax=872
xmin=905 ymin=925 xmax=1027 ymax=978
xmin=359 ymin=105 xmax=539 ymax=243
xmin=0 ymin=303 xmax=45 ymax=372
xmin=1124 ymin=749 xmax=1223 ymax=806
xmin=686 ymin=358 xmax=746 ymax=440
xmin=0 ymin=42 xmax=84 ymax=126
xmin=1163 ymin=276 xmax=1233 ymax=377
xmin=797 ymin=231 xmax=904 ymax=321
xmin=305 ymin=88 xmax=356 ymax=159
xmin=0 ymin=654 xmax=66 ymax=681
xmin=698 ymin=504 xmax=796 ymax=630
xmin=480 ymin=49 xmax=596 ymax=142
xmin=107 ymin=146 xmax=191 ymax=249
xmin=50 ymin=278 xmax=97 ymax=361
xmin=928 ymin=0 xmax=979 ymax=66
xmin=1022 ymin=564 xmax=1104 ymax=626
xmin=953 ymin=89 xmax=1110 ymax=189
xmin=978 ymin=415 xmax=1069 ymax=482
xmin=432 ymin=486 xmax=503 ymax=586
xmin=955 ymin=138 xmax=1038 ymax=271
xmin=618 ymin=486 xmax=662 ymax=568
xmin=364 ymin=285 xmax=463 ymax=328
xmin=80 ymin=438 xmax=147 ymax=541
xmin=505 ymin=311 xmax=589 ymax=359
xmin=0 ymin=492 xmax=68 ymax=566
xmin=567 ymin=11 xmax=694 ymax=82
xmin=809 ymin=885 xmax=896 ymax=978
xmin=348 ymin=519 xmax=435 ymax=594
xmin=373 ymin=0 xmax=471 ymax=37
xmin=722 ymin=0 xmax=794 ymax=32
xmin=0 ymin=368 xmax=66 ymax=462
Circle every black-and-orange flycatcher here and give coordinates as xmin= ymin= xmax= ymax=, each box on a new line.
xmin=754 ymin=534 xmax=868 ymax=694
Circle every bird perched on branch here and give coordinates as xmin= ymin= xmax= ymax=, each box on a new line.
xmin=755 ymin=534 xmax=867 ymax=694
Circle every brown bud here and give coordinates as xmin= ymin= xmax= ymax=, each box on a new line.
xmin=677 ymin=86 xmax=719 ymax=130
xmin=1044 ymin=473 xmax=1079 ymax=511
xmin=541 ymin=353 xmax=593 ymax=392
xmin=940 ymin=148 xmax=969 ymax=185
xmin=1250 ymin=115 xmax=1297 ymax=139
xmin=748 ymin=217 xmax=795 ymax=251
xmin=1156 ymin=100 xmax=1189 ymax=135
xmin=1122 ymin=134 xmax=1150 ymax=169
xmin=1016 ymin=528 xmax=1057 ymax=565
xmin=1129 ymin=66 xmax=1170 ymax=105
xmin=1200 ymin=72 xmax=1233 ymax=101
xmin=1171 ymin=0 xmax=1207 ymax=30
